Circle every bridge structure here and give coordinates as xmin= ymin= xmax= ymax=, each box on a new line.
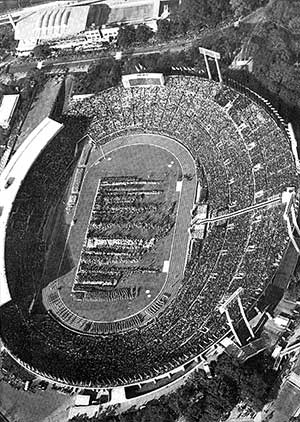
xmin=280 ymin=342 xmax=300 ymax=358
xmin=191 ymin=194 xmax=281 ymax=226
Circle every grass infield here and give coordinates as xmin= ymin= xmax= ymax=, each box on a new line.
xmin=43 ymin=133 xmax=196 ymax=327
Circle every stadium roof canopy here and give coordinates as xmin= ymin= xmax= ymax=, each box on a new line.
xmin=15 ymin=5 xmax=90 ymax=41
xmin=0 ymin=117 xmax=63 ymax=307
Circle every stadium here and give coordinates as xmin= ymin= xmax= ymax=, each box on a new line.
xmin=0 ymin=72 xmax=299 ymax=394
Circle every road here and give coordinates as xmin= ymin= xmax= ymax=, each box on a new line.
xmin=0 ymin=411 xmax=10 ymax=422
xmin=8 ymin=21 xmax=234 ymax=74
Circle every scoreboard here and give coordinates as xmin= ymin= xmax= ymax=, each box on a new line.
xmin=122 ymin=73 xmax=165 ymax=88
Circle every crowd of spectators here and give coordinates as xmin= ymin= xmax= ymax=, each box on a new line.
xmin=68 ymin=76 xmax=296 ymax=210
xmin=0 ymin=75 xmax=297 ymax=387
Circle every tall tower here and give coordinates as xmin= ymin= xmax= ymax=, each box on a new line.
xmin=199 ymin=47 xmax=222 ymax=83
xmin=219 ymin=287 xmax=254 ymax=346
xmin=282 ymin=187 xmax=300 ymax=254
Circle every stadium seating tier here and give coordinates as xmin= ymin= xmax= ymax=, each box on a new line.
xmin=0 ymin=76 xmax=297 ymax=387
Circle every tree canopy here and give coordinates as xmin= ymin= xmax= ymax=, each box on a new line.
xmin=69 ymin=352 xmax=279 ymax=422
xmin=135 ymin=25 xmax=154 ymax=43
xmin=117 ymin=25 xmax=136 ymax=48
xmin=73 ymin=58 xmax=122 ymax=94
xmin=33 ymin=44 xmax=51 ymax=59
xmin=230 ymin=0 xmax=266 ymax=17
xmin=0 ymin=25 xmax=17 ymax=56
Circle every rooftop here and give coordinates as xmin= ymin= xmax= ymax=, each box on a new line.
xmin=15 ymin=5 xmax=90 ymax=41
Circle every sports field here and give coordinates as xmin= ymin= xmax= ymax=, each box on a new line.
xmin=43 ymin=134 xmax=196 ymax=329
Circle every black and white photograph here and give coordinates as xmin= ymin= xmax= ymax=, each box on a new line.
xmin=0 ymin=0 xmax=300 ymax=421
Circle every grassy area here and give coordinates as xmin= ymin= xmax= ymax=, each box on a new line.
xmin=0 ymin=381 xmax=73 ymax=422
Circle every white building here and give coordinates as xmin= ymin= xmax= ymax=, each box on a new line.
xmin=14 ymin=0 xmax=162 ymax=55
xmin=0 ymin=94 xmax=19 ymax=129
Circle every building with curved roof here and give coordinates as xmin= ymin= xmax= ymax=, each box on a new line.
xmin=15 ymin=6 xmax=89 ymax=43
xmin=14 ymin=0 xmax=162 ymax=54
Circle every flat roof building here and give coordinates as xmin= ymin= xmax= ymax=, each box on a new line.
xmin=0 ymin=94 xmax=19 ymax=129
xmin=88 ymin=0 xmax=160 ymax=29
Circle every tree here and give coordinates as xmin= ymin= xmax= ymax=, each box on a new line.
xmin=135 ymin=24 xmax=153 ymax=43
xmin=289 ymin=16 xmax=300 ymax=33
xmin=180 ymin=0 xmax=209 ymax=29
xmin=0 ymin=25 xmax=16 ymax=55
xmin=169 ymin=11 xmax=189 ymax=35
xmin=230 ymin=0 xmax=266 ymax=18
xmin=117 ymin=25 xmax=136 ymax=48
xmin=230 ymin=0 xmax=252 ymax=17
xmin=156 ymin=19 xmax=171 ymax=41
xmin=33 ymin=44 xmax=51 ymax=59
xmin=73 ymin=58 xmax=121 ymax=94
xmin=110 ymin=62 xmax=122 ymax=86
xmin=178 ymin=0 xmax=231 ymax=30
xmin=69 ymin=353 xmax=279 ymax=422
